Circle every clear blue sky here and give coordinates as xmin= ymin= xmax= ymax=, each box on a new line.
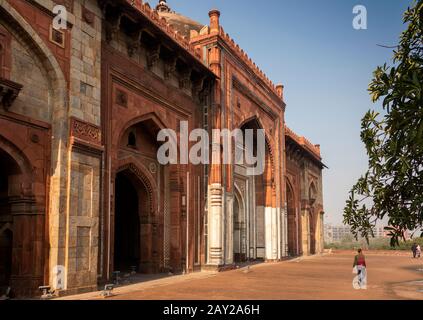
xmin=163 ymin=0 xmax=411 ymax=225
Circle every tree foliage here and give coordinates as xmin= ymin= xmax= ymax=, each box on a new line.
xmin=344 ymin=0 xmax=423 ymax=246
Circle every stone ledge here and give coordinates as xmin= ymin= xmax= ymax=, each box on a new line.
xmin=0 ymin=77 xmax=23 ymax=110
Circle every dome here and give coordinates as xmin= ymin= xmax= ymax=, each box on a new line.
xmin=156 ymin=1 xmax=204 ymax=39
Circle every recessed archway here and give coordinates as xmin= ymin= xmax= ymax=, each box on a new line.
xmin=113 ymin=164 xmax=156 ymax=274
xmin=113 ymin=115 xmax=165 ymax=275
xmin=309 ymin=182 xmax=318 ymax=255
xmin=286 ymin=180 xmax=298 ymax=256
xmin=233 ymin=190 xmax=246 ymax=263
xmin=114 ymin=171 xmax=141 ymax=273
xmin=238 ymin=117 xmax=277 ymax=260
xmin=0 ymin=228 xmax=12 ymax=289
xmin=0 ymin=144 xmax=27 ymax=295
xmin=240 ymin=118 xmax=267 ymax=259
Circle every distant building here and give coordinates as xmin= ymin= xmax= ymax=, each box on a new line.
xmin=324 ymin=224 xmax=390 ymax=243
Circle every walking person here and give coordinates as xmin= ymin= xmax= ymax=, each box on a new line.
xmin=353 ymin=248 xmax=367 ymax=289
xmin=417 ymin=244 xmax=421 ymax=258
xmin=412 ymin=243 xmax=417 ymax=258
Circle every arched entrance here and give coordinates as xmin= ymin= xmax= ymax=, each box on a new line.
xmin=112 ymin=116 xmax=165 ymax=275
xmin=233 ymin=192 xmax=246 ymax=263
xmin=114 ymin=167 xmax=154 ymax=274
xmin=114 ymin=171 xmax=141 ymax=272
xmin=309 ymin=182 xmax=318 ymax=255
xmin=0 ymin=147 xmax=24 ymax=294
xmin=0 ymin=229 xmax=12 ymax=289
xmin=286 ymin=181 xmax=298 ymax=256
xmin=240 ymin=119 xmax=265 ymax=260
xmin=238 ymin=117 xmax=275 ymax=260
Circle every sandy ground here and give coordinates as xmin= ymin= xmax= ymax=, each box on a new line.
xmin=58 ymin=251 xmax=423 ymax=300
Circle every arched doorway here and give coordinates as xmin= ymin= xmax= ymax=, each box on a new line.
xmin=239 ymin=117 xmax=274 ymax=260
xmin=286 ymin=181 xmax=298 ymax=256
xmin=114 ymin=172 xmax=141 ymax=272
xmin=233 ymin=193 xmax=246 ymax=263
xmin=112 ymin=116 xmax=165 ymax=275
xmin=309 ymin=182 xmax=318 ymax=255
xmin=114 ymin=168 xmax=153 ymax=274
xmin=0 ymin=229 xmax=12 ymax=289
xmin=0 ymin=147 xmax=21 ymax=292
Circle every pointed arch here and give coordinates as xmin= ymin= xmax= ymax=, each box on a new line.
xmin=309 ymin=180 xmax=318 ymax=201
xmin=233 ymin=182 xmax=247 ymax=262
xmin=117 ymin=112 xmax=172 ymax=147
xmin=286 ymin=177 xmax=299 ymax=256
xmin=116 ymin=159 xmax=158 ymax=215
xmin=238 ymin=115 xmax=275 ymax=175
xmin=0 ymin=134 xmax=33 ymax=179
xmin=0 ymin=223 xmax=12 ymax=236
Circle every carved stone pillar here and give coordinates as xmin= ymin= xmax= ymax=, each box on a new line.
xmin=207 ymin=184 xmax=223 ymax=266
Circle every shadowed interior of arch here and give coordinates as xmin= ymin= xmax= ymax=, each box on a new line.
xmin=0 ymin=148 xmax=21 ymax=292
xmin=309 ymin=182 xmax=318 ymax=255
xmin=114 ymin=168 xmax=156 ymax=274
xmin=287 ymin=182 xmax=299 ymax=256
xmin=239 ymin=118 xmax=271 ymax=260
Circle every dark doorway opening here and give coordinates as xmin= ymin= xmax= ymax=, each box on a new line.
xmin=0 ymin=148 xmax=20 ymax=293
xmin=287 ymin=183 xmax=298 ymax=256
xmin=114 ymin=172 xmax=140 ymax=273
xmin=233 ymin=196 xmax=242 ymax=263
xmin=309 ymin=211 xmax=316 ymax=255
xmin=0 ymin=229 xmax=12 ymax=288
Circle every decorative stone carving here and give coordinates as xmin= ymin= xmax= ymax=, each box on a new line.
xmin=0 ymin=77 xmax=23 ymax=110
xmin=115 ymin=89 xmax=128 ymax=107
xmin=82 ymin=7 xmax=95 ymax=26
xmin=192 ymin=76 xmax=205 ymax=102
xmin=70 ymin=117 xmax=102 ymax=146
xmin=179 ymin=67 xmax=192 ymax=90
xmin=164 ymin=56 xmax=177 ymax=80
xmin=146 ymin=43 xmax=161 ymax=69
xmin=105 ymin=13 xmax=122 ymax=44
xmin=149 ymin=162 xmax=157 ymax=174
xmin=127 ymin=29 xmax=143 ymax=57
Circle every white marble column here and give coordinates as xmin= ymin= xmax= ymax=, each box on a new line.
xmin=225 ymin=195 xmax=234 ymax=265
xmin=207 ymin=184 xmax=224 ymax=266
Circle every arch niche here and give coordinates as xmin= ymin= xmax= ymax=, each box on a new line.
xmin=308 ymin=181 xmax=318 ymax=255
xmin=286 ymin=180 xmax=299 ymax=256
xmin=112 ymin=115 xmax=166 ymax=275
xmin=0 ymin=135 xmax=38 ymax=297
xmin=238 ymin=116 xmax=275 ymax=260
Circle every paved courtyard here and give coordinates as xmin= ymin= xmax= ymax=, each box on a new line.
xmin=60 ymin=251 xmax=423 ymax=300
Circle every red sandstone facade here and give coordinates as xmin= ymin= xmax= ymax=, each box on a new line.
xmin=0 ymin=0 xmax=325 ymax=297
